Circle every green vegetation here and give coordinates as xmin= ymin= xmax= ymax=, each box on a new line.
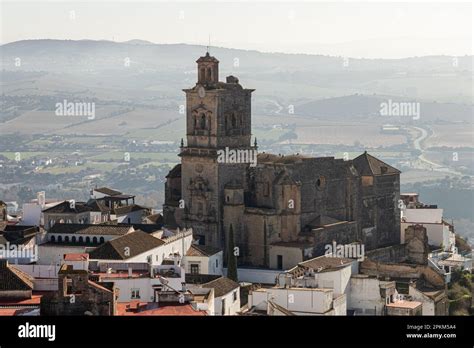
xmin=448 ymin=269 xmax=473 ymax=316
xmin=0 ymin=152 xmax=48 ymax=160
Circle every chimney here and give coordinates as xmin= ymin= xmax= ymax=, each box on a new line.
xmin=37 ymin=191 xmax=46 ymax=208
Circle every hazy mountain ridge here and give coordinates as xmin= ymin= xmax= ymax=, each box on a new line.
xmin=1 ymin=39 xmax=472 ymax=73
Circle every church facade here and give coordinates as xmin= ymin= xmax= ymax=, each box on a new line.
xmin=163 ymin=53 xmax=401 ymax=269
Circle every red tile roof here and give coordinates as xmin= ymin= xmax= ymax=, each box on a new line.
xmin=64 ymin=253 xmax=89 ymax=261
xmin=117 ymin=302 xmax=206 ymax=316
xmin=0 ymin=293 xmax=43 ymax=306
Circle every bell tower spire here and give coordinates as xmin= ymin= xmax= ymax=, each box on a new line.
xmin=196 ymin=52 xmax=219 ymax=85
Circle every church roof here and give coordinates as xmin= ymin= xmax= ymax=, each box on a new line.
xmin=166 ymin=164 xmax=181 ymax=179
xmin=196 ymin=52 xmax=219 ymax=63
xmin=352 ymin=152 xmax=400 ymax=176
xmin=257 ymin=153 xmax=308 ymax=164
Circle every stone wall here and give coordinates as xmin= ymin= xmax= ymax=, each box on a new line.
xmin=360 ymin=259 xmax=445 ymax=288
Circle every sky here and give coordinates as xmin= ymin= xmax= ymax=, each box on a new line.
xmin=1 ymin=1 xmax=472 ymax=58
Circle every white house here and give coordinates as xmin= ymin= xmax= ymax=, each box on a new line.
xmin=114 ymin=205 xmax=149 ymax=224
xmin=201 ymin=277 xmax=240 ymax=315
xmin=38 ymin=224 xmax=133 ymax=265
xmin=408 ymin=282 xmax=449 ymax=316
xmin=96 ymin=263 xmax=186 ymax=302
xmin=282 ymin=255 xmax=358 ymax=296
xmin=88 ymin=228 xmax=192 ymax=266
xmin=348 ymin=274 xmax=399 ymax=315
xmin=401 ymin=208 xmax=455 ymax=251
xmin=248 ymin=287 xmax=346 ymax=316
xmin=184 ymin=244 xmax=223 ymax=275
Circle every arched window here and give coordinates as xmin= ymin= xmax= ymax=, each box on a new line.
xmin=65 ymin=236 xmax=69 ymax=242
xmin=57 ymin=236 xmax=62 ymax=243
xmin=93 ymin=237 xmax=98 ymax=244
xmin=50 ymin=235 xmax=56 ymax=243
xmin=200 ymin=67 xmax=205 ymax=81
xmin=72 ymin=236 xmax=76 ymax=243
xmin=86 ymin=237 xmax=91 ymax=244
xmin=206 ymin=67 xmax=211 ymax=80
xmin=99 ymin=237 xmax=105 ymax=244
xmin=79 ymin=236 xmax=83 ymax=243
xmin=200 ymin=114 xmax=206 ymax=129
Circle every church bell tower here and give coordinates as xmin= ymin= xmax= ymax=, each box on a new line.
xmin=178 ymin=52 xmax=255 ymax=249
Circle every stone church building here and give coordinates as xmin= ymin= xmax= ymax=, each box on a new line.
xmin=163 ymin=53 xmax=401 ymax=269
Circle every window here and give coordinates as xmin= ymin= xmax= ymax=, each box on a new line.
xmin=263 ymin=182 xmax=270 ymax=196
xmin=190 ymin=264 xmax=200 ymax=274
xmin=99 ymin=237 xmax=104 ymax=243
xmin=50 ymin=235 xmax=56 ymax=243
xmin=277 ymin=255 xmax=283 ymax=270
xmin=72 ymin=236 xmax=76 ymax=243
xmin=86 ymin=237 xmax=90 ymax=244
xmin=361 ymin=176 xmax=373 ymax=187
xmin=215 ymin=259 xmax=219 ymax=269
xmin=92 ymin=237 xmax=98 ymax=244
xmin=233 ymin=291 xmax=237 ymax=302
xmin=57 ymin=236 xmax=62 ymax=243
xmin=226 ymin=195 xmax=230 ymax=203
xmin=78 ymin=236 xmax=83 ymax=243
xmin=316 ymin=176 xmax=326 ymax=190
xmin=221 ymin=298 xmax=226 ymax=315
xmin=65 ymin=236 xmax=69 ymax=242
xmin=131 ymin=289 xmax=140 ymax=299
xmin=198 ymin=202 xmax=203 ymax=215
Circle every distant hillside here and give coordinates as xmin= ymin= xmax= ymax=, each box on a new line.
xmin=296 ymin=94 xmax=473 ymax=123
xmin=1 ymin=39 xmax=472 ymax=109
xmin=1 ymin=39 xmax=472 ymax=73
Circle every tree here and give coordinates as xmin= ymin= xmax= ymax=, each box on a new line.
xmin=227 ymin=224 xmax=238 ymax=282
